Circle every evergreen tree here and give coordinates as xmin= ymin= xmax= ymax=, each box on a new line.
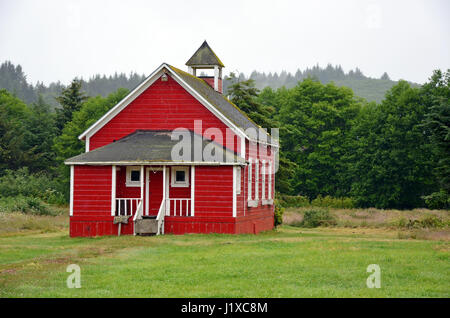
xmin=55 ymin=79 xmax=88 ymax=132
xmin=349 ymin=81 xmax=436 ymax=208
xmin=380 ymin=72 xmax=390 ymax=80
xmin=26 ymin=95 xmax=57 ymax=172
xmin=422 ymin=70 xmax=450 ymax=194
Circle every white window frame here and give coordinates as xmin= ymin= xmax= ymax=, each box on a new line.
xmin=262 ymin=160 xmax=266 ymax=200
xmin=171 ymin=166 xmax=190 ymax=187
xmin=126 ymin=166 xmax=142 ymax=187
xmin=268 ymin=161 xmax=272 ymax=200
xmin=235 ymin=166 xmax=241 ymax=194
xmin=248 ymin=159 xmax=252 ymax=201
xmin=255 ymin=159 xmax=259 ymax=200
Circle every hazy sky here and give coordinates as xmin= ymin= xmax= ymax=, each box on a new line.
xmin=0 ymin=0 xmax=448 ymax=85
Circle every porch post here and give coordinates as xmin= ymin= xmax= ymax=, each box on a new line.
xmin=165 ymin=167 xmax=170 ymax=215
xmin=70 ymin=165 xmax=74 ymax=216
xmin=111 ymin=165 xmax=116 ymax=216
xmin=140 ymin=165 xmax=144 ymax=202
xmin=232 ymin=166 xmax=236 ymax=217
xmin=191 ymin=165 xmax=195 ymax=216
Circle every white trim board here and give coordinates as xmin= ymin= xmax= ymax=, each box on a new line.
xmin=65 ymin=161 xmax=245 ymax=166
xmin=69 ymin=165 xmax=74 ymax=216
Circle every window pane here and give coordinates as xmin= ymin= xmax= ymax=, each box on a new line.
xmin=176 ymin=170 xmax=185 ymax=182
xmin=131 ymin=170 xmax=140 ymax=181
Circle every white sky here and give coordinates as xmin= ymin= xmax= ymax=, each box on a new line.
xmin=0 ymin=0 xmax=448 ymax=85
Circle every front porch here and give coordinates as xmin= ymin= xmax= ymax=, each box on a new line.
xmin=66 ymin=130 xmax=247 ymax=237
xmin=112 ymin=165 xmax=195 ymax=235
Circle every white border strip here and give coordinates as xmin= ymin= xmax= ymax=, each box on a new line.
xmin=69 ymin=165 xmax=74 ymax=216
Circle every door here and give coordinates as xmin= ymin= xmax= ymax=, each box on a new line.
xmin=145 ymin=168 xmax=164 ymax=216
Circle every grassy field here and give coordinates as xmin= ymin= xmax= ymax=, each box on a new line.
xmin=0 ymin=209 xmax=449 ymax=298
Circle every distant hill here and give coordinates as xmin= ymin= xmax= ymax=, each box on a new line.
xmin=224 ymin=64 xmax=420 ymax=104
xmin=0 ymin=61 xmax=418 ymax=107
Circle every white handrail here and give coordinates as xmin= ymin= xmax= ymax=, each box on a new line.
xmin=116 ymin=198 xmax=141 ymax=217
xmin=155 ymin=167 xmax=167 ymax=235
xmin=155 ymin=198 xmax=165 ymax=235
xmin=166 ymin=198 xmax=191 ymax=216
xmin=133 ymin=201 xmax=143 ymax=222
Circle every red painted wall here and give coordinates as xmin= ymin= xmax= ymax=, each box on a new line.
xmin=70 ymin=166 xmax=134 ymax=237
xmin=71 ymin=72 xmax=275 ymax=237
xmin=164 ymin=165 xmax=234 ymax=234
xmin=198 ymin=77 xmax=223 ymax=93
xmin=89 ymin=75 xmax=241 ymax=155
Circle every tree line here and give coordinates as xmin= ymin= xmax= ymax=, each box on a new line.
xmin=223 ymin=64 xmax=412 ymax=104
xmin=0 ymin=61 xmax=145 ymax=108
xmin=226 ymin=70 xmax=449 ymax=209
xmin=0 ymin=62 xmax=448 ymax=209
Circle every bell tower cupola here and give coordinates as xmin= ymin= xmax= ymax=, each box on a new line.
xmin=186 ymin=40 xmax=224 ymax=93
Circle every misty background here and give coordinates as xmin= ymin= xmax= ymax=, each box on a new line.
xmin=1 ymin=0 xmax=449 ymax=86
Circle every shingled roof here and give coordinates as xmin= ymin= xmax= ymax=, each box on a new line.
xmin=78 ymin=63 xmax=276 ymax=146
xmin=66 ymin=130 xmax=244 ymax=165
xmin=185 ymin=41 xmax=225 ymax=68
xmin=168 ymin=64 xmax=267 ymax=136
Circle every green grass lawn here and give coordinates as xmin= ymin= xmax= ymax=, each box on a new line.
xmin=0 ymin=226 xmax=448 ymax=297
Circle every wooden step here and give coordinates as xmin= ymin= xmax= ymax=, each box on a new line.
xmin=135 ymin=218 xmax=158 ymax=235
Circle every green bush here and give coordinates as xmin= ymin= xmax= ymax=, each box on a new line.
xmin=0 ymin=195 xmax=54 ymax=215
xmin=300 ymin=208 xmax=337 ymax=228
xmin=278 ymin=194 xmax=309 ymax=207
xmin=274 ymin=199 xmax=285 ymax=227
xmin=395 ymin=215 xmax=447 ymax=229
xmin=422 ymin=190 xmax=450 ymax=209
xmin=0 ymin=168 xmax=66 ymax=204
xmin=311 ymin=195 xmax=355 ymax=209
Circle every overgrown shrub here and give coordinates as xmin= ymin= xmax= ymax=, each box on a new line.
xmin=395 ymin=215 xmax=447 ymax=229
xmin=0 ymin=195 xmax=54 ymax=215
xmin=311 ymin=195 xmax=355 ymax=209
xmin=278 ymin=194 xmax=309 ymax=208
xmin=0 ymin=168 xmax=66 ymax=204
xmin=422 ymin=190 xmax=450 ymax=210
xmin=300 ymin=208 xmax=337 ymax=228
xmin=274 ymin=199 xmax=285 ymax=227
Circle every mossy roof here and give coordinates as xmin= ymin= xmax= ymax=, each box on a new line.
xmin=185 ymin=41 xmax=225 ymax=68
xmin=66 ymin=130 xmax=244 ymax=164
xmin=169 ymin=65 xmax=273 ymax=144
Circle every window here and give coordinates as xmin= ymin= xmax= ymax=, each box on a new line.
xmin=126 ymin=166 xmax=141 ymax=187
xmin=248 ymin=159 xmax=252 ymax=200
xmin=176 ymin=170 xmax=185 ymax=182
xmin=235 ymin=167 xmax=241 ymax=194
xmin=255 ymin=160 xmax=259 ymax=200
xmin=268 ymin=162 xmax=272 ymax=200
xmin=171 ymin=167 xmax=189 ymax=187
xmin=262 ymin=160 xmax=266 ymax=200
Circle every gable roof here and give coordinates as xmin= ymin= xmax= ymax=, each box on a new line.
xmin=78 ymin=63 xmax=277 ymax=147
xmin=168 ymin=65 xmax=263 ymax=136
xmin=185 ymin=41 xmax=225 ymax=68
xmin=67 ymin=130 xmax=244 ymax=165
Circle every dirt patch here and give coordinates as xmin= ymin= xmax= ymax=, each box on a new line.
xmin=398 ymin=229 xmax=450 ymax=241
xmin=283 ymin=212 xmax=304 ymax=225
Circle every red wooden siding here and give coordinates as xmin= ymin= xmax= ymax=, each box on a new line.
xmin=72 ymin=166 xmax=111 ymax=217
xmin=88 ymin=75 xmax=242 ymax=155
xmin=199 ymin=77 xmax=223 ymax=93
xmin=70 ymin=68 xmax=275 ymax=237
xmin=165 ymin=165 xmax=235 ymax=234
xmin=236 ymin=139 xmax=275 ymax=231
xmin=71 ymin=166 xmax=125 ymax=237
xmin=194 ymin=166 xmax=233 ymax=217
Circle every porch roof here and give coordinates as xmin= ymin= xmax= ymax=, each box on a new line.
xmin=65 ymin=130 xmax=245 ymax=165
